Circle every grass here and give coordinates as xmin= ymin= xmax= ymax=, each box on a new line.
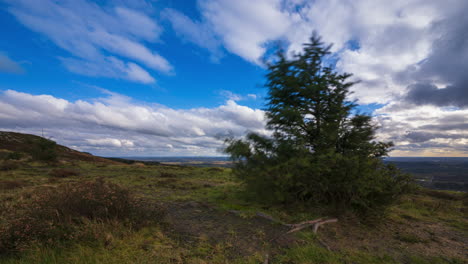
xmin=0 ymin=161 xmax=466 ymax=263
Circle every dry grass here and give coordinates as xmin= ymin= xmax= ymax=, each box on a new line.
xmin=0 ymin=160 xmax=21 ymax=171
xmin=0 ymin=179 xmax=165 ymax=254
xmin=0 ymin=180 xmax=28 ymax=190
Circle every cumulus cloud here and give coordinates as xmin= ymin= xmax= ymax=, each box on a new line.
xmin=5 ymin=0 xmax=171 ymax=83
xmin=87 ymin=138 xmax=134 ymax=148
xmin=405 ymin=83 xmax=468 ymax=108
xmin=0 ymin=90 xmax=266 ymax=156
xmin=401 ymin=3 xmax=468 ymax=107
xmin=164 ymin=0 xmax=467 ymax=156
xmin=375 ymin=103 xmax=468 ymax=157
xmin=0 ymin=53 xmax=24 ymax=74
xmin=167 ymin=0 xmax=465 ymax=105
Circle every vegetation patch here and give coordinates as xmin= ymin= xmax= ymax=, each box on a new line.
xmin=0 ymin=160 xmax=21 ymax=171
xmin=48 ymin=168 xmax=80 ymax=178
xmin=0 ymin=180 xmax=28 ymax=190
xmin=225 ymin=35 xmax=414 ymax=218
xmin=0 ymin=179 xmax=164 ymax=254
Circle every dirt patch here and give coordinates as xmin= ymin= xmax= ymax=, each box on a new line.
xmin=320 ymin=217 xmax=468 ymax=261
xmin=164 ymin=201 xmax=297 ymax=259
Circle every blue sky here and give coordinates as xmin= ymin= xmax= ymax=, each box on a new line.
xmin=0 ymin=0 xmax=266 ymax=109
xmin=0 ymin=0 xmax=467 ymax=157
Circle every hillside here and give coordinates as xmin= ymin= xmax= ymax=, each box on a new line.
xmin=0 ymin=134 xmax=466 ymax=263
xmin=0 ymin=131 xmax=117 ymax=164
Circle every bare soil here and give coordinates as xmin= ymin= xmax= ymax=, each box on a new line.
xmin=164 ymin=201 xmax=297 ymax=259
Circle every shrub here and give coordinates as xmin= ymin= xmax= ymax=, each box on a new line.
xmin=0 ymin=160 xmax=20 ymax=171
xmin=160 ymin=172 xmax=177 ymax=178
xmin=0 ymin=180 xmax=28 ymax=190
xmin=48 ymin=168 xmax=80 ymax=178
xmin=31 ymin=138 xmax=57 ymax=162
xmin=4 ymin=152 xmax=23 ymax=161
xmin=0 ymin=179 xmax=164 ymax=253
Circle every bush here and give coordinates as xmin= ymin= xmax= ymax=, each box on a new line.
xmin=48 ymin=168 xmax=80 ymax=178
xmin=31 ymin=138 xmax=57 ymax=162
xmin=0 ymin=179 xmax=164 ymax=253
xmin=0 ymin=180 xmax=28 ymax=190
xmin=4 ymin=152 xmax=23 ymax=161
xmin=0 ymin=160 xmax=20 ymax=171
xmin=229 ymin=147 xmax=413 ymax=217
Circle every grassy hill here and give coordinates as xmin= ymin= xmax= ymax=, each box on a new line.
xmin=0 ymin=132 xmax=466 ymax=263
xmin=0 ymin=131 xmax=118 ymax=164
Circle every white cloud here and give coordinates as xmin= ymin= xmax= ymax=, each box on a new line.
xmin=0 ymin=90 xmax=267 ymax=156
xmin=247 ymin=94 xmax=257 ymax=100
xmin=168 ymin=0 xmax=463 ymax=105
xmin=162 ymin=8 xmax=223 ymax=61
xmin=198 ymin=0 xmax=293 ymax=63
xmin=375 ymin=103 xmax=468 ymax=156
xmin=163 ymin=0 xmax=467 ymax=156
xmin=61 ymin=57 xmax=155 ymax=84
xmin=6 ymin=0 xmax=172 ymax=83
xmin=87 ymin=138 xmax=134 ymax=148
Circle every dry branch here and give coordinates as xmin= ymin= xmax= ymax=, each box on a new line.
xmin=312 ymin=218 xmax=338 ymax=233
xmin=255 ymin=211 xmax=337 ymax=234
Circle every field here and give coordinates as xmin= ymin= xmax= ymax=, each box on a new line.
xmin=1 ymin=160 xmax=467 ymax=264
xmin=385 ymin=158 xmax=468 ymax=192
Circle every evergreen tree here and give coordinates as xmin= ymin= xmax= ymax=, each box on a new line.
xmin=225 ymin=35 xmax=412 ymax=216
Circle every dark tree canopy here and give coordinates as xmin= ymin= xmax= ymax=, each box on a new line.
xmin=225 ymin=35 xmax=412 ymax=216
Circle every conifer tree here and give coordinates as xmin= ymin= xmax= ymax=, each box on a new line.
xmin=225 ymin=35 xmax=412 ymax=216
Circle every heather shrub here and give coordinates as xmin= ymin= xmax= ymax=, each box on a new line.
xmin=0 ymin=180 xmax=28 ymax=190
xmin=48 ymin=168 xmax=80 ymax=178
xmin=0 ymin=160 xmax=20 ymax=171
xmin=4 ymin=152 xmax=23 ymax=161
xmin=0 ymin=179 xmax=164 ymax=253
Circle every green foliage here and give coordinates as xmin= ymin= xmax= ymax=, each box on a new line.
xmin=4 ymin=152 xmax=23 ymax=161
xmin=31 ymin=138 xmax=57 ymax=162
xmin=0 ymin=179 xmax=164 ymax=254
xmin=225 ymin=34 xmax=413 ymax=216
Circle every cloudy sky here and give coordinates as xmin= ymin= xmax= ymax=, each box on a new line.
xmin=0 ymin=0 xmax=466 ymax=157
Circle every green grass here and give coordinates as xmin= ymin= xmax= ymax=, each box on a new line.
xmin=1 ymin=160 xmax=467 ymax=263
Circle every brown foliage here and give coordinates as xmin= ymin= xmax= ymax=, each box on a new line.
xmin=48 ymin=168 xmax=80 ymax=178
xmin=0 ymin=180 xmax=28 ymax=190
xmin=160 ymin=172 xmax=177 ymax=178
xmin=0 ymin=161 xmax=20 ymax=171
xmin=0 ymin=179 xmax=164 ymax=253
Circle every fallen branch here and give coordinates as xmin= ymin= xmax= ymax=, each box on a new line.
xmin=287 ymin=219 xmax=321 ymax=233
xmin=255 ymin=211 xmax=337 ymax=234
xmin=312 ymin=218 xmax=338 ymax=233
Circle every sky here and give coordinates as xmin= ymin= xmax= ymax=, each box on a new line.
xmin=0 ymin=0 xmax=467 ymax=157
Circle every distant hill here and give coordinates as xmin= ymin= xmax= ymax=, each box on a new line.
xmin=385 ymin=157 xmax=467 ymax=192
xmin=0 ymin=131 xmax=118 ymax=164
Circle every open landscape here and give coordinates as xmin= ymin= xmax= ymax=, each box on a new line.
xmin=1 ymin=1 xmax=468 ymax=263
xmin=0 ymin=131 xmax=467 ymax=263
